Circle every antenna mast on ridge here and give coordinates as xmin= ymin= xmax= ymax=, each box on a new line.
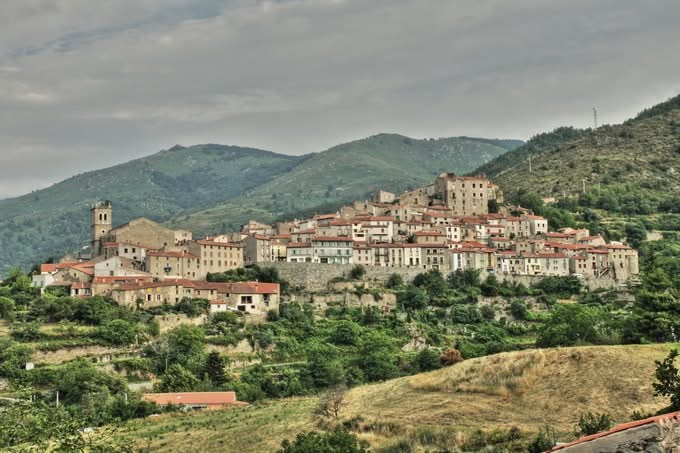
xmin=593 ymin=108 xmax=598 ymax=128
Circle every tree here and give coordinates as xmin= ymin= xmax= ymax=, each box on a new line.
xmin=0 ymin=296 xmax=16 ymax=321
xmin=204 ymin=351 xmax=227 ymax=386
xmin=278 ymin=427 xmax=368 ymax=453
xmin=349 ymin=265 xmax=366 ymax=280
xmin=510 ymin=300 xmax=529 ymax=320
xmin=314 ymin=385 xmax=346 ymax=419
xmin=653 ymin=349 xmax=680 ymax=411
xmin=385 ymin=273 xmax=403 ymax=289
xmin=575 ymin=412 xmax=612 ymax=436
xmin=330 ymin=321 xmax=361 ymax=346
xmin=398 ymin=286 xmax=429 ymax=311
xmin=416 ymin=348 xmax=442 ymax=372
xmin=0 ymin=337 xmax=32 ymax=378
xmin=304 ymin=342 xmax=345 ymax=388
xmin=96 ymin=319 xmax=138 ymax=345
xmin=624 ymin=223 xmax=647 ymax=249
xmin=535 ymin=304 xmax=606 ymax=348
xmin=166 ymin=325 xmax=206 ymax=367
xmin=157 ymin=364 xmax=200 ymax=393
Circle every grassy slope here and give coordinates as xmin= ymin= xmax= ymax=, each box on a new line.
xmin=0 ymin=145 xmax=304 ymax=275
xmin=485 ymin=99 xmax=680 ymax=199
xmin=124 ymin=344 xmax=673 ymax=452
xmin=167 ymin=134 xmax=518 ymax=234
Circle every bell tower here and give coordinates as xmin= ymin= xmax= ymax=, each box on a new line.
xmin=91 ymin=200 xmax=112 ymax=257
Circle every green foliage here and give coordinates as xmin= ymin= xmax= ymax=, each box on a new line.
xmin=279 ymin=427 xmax=369 ymax=453
xmin=349 ymin=265 xmax=366 ymax=280
xmin=533 ymin=276 xmax=582 ymax=298
xmin=528 ymin=425 xmax=557 ymax=453
xmin=0 ymin=295 xmax=16 ymax=321
xmin=174 ymin=297 xmax=210 ymax=317
xmin=575 ymin=412 xmax=613 ymax=436
xmin=510 ymin=300 xmax=529 ymax=320
xmin=0 ymin=337 xmax=32 ymax=378
xmin=204 ymin=351 xmax=227 ymax=386
xmin=416 ymin=348 xmax=442 ymax=372
xmin=385 ymin=273 xmax=404 ymax=289
xmin=157 ymin=364 xmax=201 ymax=392
xmin=96 ymin=319 xmax=140 ymax=346
xmin=625 ymin=223 xmax=647 ymax=249
xmin=536 ymin=304 xmax=612 ymax=348
xmin=653 ymin=349 xmax=680 ymax=411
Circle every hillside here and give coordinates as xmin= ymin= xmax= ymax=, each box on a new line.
xmin=167 ymin=134 xmax=519 ymax=233
xmin=480 ymin=95 xmax=680 ymax=204
xmin=472 ymin=126 xmax=587 ymax=179
xmin=124 ymin=344 xmax=673 ymax=452
xmin=0 ymin=145 xmax=305 ymax=276
xmin=0 ymin=135 xmax=518 ymax=275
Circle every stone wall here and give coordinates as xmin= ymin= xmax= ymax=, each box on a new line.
xmin=272 ymin=262 xmax=424 ymax=292
xmin=272 ymin=262 xmax=621 ymax=292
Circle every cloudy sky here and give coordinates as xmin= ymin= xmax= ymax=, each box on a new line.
xmin=1 ymin=0 xmax=679 ymax=199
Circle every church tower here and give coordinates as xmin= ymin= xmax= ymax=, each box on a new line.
xmin=91 ymin=200 xmax=112 ymax=257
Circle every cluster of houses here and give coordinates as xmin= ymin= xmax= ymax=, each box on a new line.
xmin=31 ymin=172 xmax=638 ymax=313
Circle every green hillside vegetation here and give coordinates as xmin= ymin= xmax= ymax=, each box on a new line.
xmin=472 ymin=126 xmax=587 ymax=179
xmin=120 ymin=344 xmax=672 ymax=452
xmin=0 ymin=145 xmax=305 ymax=276
xmin=488 ymin=96 xmax=680 ymax=211
xmin=167 ymin=134 xmax=517 ymax=233
xmin=0 ymin=135 xmax=517 ymax=276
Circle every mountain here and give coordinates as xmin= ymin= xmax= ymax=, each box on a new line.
xmin=0 ymin=135 xmax=519 ymax=275
xmin=123 ymin=344 xmax=669 ymax=452
xmin=0 ymin=145 xmax=306 ymax=276
xmin=473 ymin=95 xmax=680 ymax=205
xmin=165 ymin=134 xmax=520 ymax=233
xmin=472 ymin=126 xmax=587 ymax=180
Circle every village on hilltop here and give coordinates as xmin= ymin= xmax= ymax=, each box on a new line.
xmin=32 ymin=172 xmax=639 ymax=315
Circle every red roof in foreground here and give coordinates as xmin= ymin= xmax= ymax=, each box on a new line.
xmin=142 ymin=392 xmax=243 ymax=406
xmin=551 ymin=411 xmax=680 ymax=451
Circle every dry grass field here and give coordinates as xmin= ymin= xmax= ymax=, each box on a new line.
xmin=124 ymin=344 xmax=677 ymax=451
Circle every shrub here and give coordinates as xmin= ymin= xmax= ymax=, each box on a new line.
xmin=416 ymin=348 xmax=442 ymax=372
xmin=575 ymin=412 xmax=612 ymax=436
xmin=278 ymin=427 xmax=369 ymax=453
xmin=528 ymin=425 xmax=557 ymax=453
xmin=439 ymin=348 xmax=463 ymax=366
xmin=349 ymin=265 xmax=366 ymax=280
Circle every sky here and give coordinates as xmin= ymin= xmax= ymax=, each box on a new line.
xmin=1 ymin=0 xmax=679 ymax=199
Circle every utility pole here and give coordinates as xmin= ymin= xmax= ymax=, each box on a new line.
xmin=528 ymin=155 xmax=532 ymax=173
xmin=56 ymin=391 xmax=59 ymax=407
xmin=593 ymin=108 xmax=598 ymax=128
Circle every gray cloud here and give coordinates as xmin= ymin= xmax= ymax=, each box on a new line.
xmin=1 ymin=0 xmax=679 ymax=198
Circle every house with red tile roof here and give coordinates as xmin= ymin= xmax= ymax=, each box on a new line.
xmin=142 ymin=392 xmax=247 ymax=410
xmin=551 ymin=411 xmax=680 ymax=452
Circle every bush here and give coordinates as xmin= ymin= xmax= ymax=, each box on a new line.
xmin=528 ymin=425 xmax=557 ymax=453
xmin=278 ymin=427 xmax=369 ymax=453
xmin=510 ymin=300 xmax=529 ymax=320
xmin=349 ymin=265 xmax=366 ymax=280
xmin=575 ymin=412 xmax=612 ymax=436
xmin=439 ymin=348 xmax=463 ymax=366
xmin=416 ymin=348 xmax=441 ymax=372
xmin=385 ymin=273 xmax=404 ymax=289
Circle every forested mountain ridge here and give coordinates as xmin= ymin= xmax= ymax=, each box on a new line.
xmin=165 ymin=134 xmax=519 ymax=234
xmin=0 ymin=135 xmax=518 ymax=275
xmin=0 ymin=144 xmax=306 ymax=276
